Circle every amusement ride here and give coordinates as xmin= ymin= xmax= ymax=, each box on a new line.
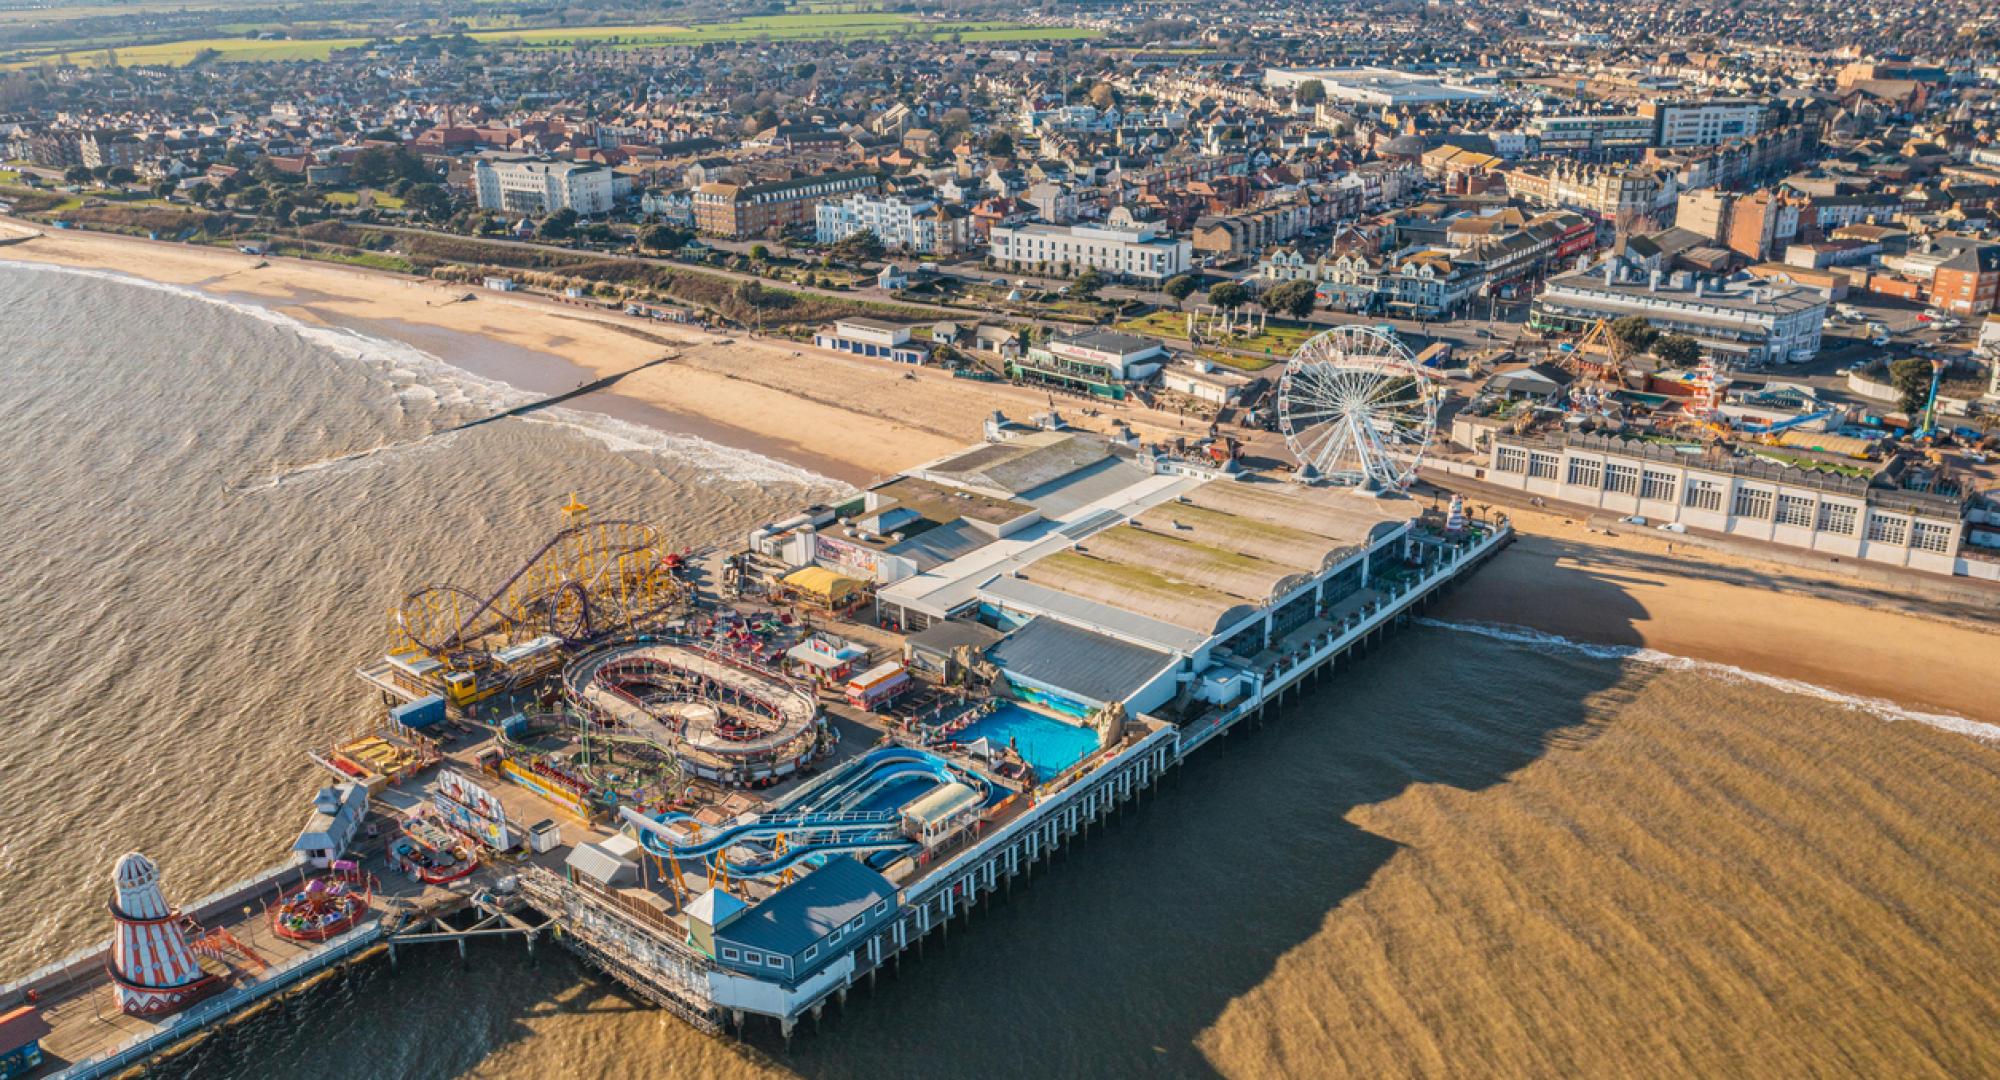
xmin=1276 ymin=325 xmax=1442 ymax=489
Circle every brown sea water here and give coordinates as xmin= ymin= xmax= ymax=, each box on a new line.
xmin=5 ymin=264 xmax=1999 ymax=1079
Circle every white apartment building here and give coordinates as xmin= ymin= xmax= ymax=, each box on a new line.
xmin=473 ymin=158 xmax=617 ymax=216
xmin=815 ymin=192 xmax=940 ymax=254
xmin=1640 ymin=98 xmax=1768 ymax=148
xmin=1481 ymin=432 xmax=1971 ymax=576
xmin=988 ymin=223 xmax=1192 ymax=283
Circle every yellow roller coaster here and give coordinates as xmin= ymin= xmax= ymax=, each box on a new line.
xmin=391 ymin=495 xmax=687 ymax=665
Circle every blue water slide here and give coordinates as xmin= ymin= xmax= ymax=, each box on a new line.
xmin=619 ymin=746 xmax=989 ymax=878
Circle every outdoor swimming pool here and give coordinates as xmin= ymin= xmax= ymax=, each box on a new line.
xmin=956 ymin=703 xmax=1100 ymax=779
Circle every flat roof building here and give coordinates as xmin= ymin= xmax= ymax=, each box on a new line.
xmin=1531 ymin=260 xmax=1826 ymax=366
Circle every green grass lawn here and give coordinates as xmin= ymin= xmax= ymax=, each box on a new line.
xmin=1120 ymin=310 xmax=1322 ymax=356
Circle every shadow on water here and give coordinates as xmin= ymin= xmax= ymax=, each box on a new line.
xmin=172 ymin=557 xmax=1656 ymax=1080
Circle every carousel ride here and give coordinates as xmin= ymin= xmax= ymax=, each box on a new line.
xmin=270 ymin=873 xmax=373 ymax=942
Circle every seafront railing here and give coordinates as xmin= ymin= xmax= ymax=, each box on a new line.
xmin=1177 ymin=522 xmax=1509 ymax=756
xmin=1 ymin=856 xmax=312 ymax=1010
xmin=50 ymin=921 xmax=383 ymax=1080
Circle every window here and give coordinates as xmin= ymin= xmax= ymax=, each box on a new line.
xmin=742 ymin=950 xmax=761 ymax=964
xmin=803 ymin=945 xmax=818 ymax=962
xmin=1910 ymin=521 xmax=1954 ymax=553
xmin=1641 ymin=470 xmax=1678 ymax=502
xmin=1567 ymin=458 xmax=1602 ymax=487
xmin=874 ymin=900 xmax=891 ymax=915
xmin=1733 ymin=487 xmax=1774 ymax=519
xmin=1495 ymin=446 xmax=1527 ymax=473
xmin=1604 ymin=462 xmax=1639 ymax=495
xmin=1866 ymin=514 xmax=1907 ymax=544
xmin=766 ymin=955 xmax=785 ymax=969
xmin=1774 ymin=493 xmax=1814 ymax=528
xmin=1527 ymin=452 xmax=1559 ymax=479
xmin=1817 ymin=502 xmax=1857 ymax=535
xmin=827 ymin=928 xmax=842 ymax=944
xmin=721 ymin=947 xmax=741 ymax=961
xmin=1685 ymin=478 xmax=1723 ymax=512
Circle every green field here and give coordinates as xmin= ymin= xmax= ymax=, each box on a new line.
xmin=6 ymin=13 xmax=1095 ymax=67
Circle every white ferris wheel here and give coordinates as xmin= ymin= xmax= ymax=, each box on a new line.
xmin=1276 ymin=325 xmax=1440 ymax=489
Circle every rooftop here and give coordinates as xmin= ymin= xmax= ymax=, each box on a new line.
xmin=713 ymin=855 xmax=896 ymax=958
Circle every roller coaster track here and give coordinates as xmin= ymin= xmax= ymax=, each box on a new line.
xmin=397 ymin=518 xmax=681 ymax=657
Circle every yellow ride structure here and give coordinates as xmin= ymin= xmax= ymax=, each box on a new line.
xmin=387 ymin=496 xmax=687 ymax=705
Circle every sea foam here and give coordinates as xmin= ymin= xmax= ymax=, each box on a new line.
xmin=1416 ymin=617 xmax=2000 ymax=744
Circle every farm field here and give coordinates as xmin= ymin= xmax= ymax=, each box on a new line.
xmin=5 ymin=13 xmax=1094 ymax=67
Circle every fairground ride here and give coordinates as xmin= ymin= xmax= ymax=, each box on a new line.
xmin=391 ymin=495 xmax=688 ymax=670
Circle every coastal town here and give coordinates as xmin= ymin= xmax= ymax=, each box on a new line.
xmin=3 ymin=0 xmax=2000 ymax=1076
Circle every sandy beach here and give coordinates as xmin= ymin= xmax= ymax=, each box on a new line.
xmin=9 ymin=220 xmax=1996 ymax=728
xmin=0 ymin=221 xmax=1219 ymax=486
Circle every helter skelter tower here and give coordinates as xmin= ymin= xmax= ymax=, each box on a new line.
xmin=107 ymin=852 xmax=224 ymax=1016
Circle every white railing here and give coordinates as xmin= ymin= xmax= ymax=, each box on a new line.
xmin=51 ymin=922 xmax=383 ymax=1080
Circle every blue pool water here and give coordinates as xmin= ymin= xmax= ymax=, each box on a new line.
xmin=956 ymin=704 xmax=1100 ymax=778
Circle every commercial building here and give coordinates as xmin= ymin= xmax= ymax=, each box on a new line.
xmin=693 ymin=169 xmax=879 ymax=239
xmin=1482 ymin=431 xmax=1968 ymax=575
xmin=1639 ymin=98 xmax=1769 ymax=148
xmin=988 ymin=222 xmax=1192 ymax=283
xmin=815 ymin=192 xmax=941 ymax=254
xmin=1009 ymin=330 xmax=1167 ymax=400
xmin=813 ymin=318 xmax=930 ymax=365
xmin=1503 ymin=160 xmax=1672 ymax=223
xmin=472 ymin=158 xmax=617 ymax=216
xmin=1530 ymin=259 xmax=1826 ymax=366
xmin=1527 ymin=113 xmax=1655 ymax=155
xmin=1262 ymin=67 xmax=1492 ymax=107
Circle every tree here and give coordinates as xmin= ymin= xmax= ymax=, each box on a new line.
xmin=402 ymin=183 xmax=453 ymax=223
xmin=1207 ymin=280 xmax=1250 ymax=309
xmin=1163 ymin=274 xmax=1199 ymax=302
xmin=105 ymin=166 xmax=136 ymax=186
xmin=62 ymin=165 xmax=91 ymax=185
xmin=1654 ymin=335 xmax=1701 ymax=367
xmin=1294 ymin=79 xmax=1326 ymax=107
xmin=152 ymin=179 xmax=178 ymax=199
xmin=538 ymin=208 xmax=579 ymax=240
xmin=1087 ymin=83 xmax=1116 ymax=111
xmin=830 ymin=228 xmax=884 ymax=263
xmin=749 ymin=243 xmax=770 ymax=262
xmin=1610 ymin=315 xmax=1658 ymax=354
xmin=644 ymin=224 xmax=692 ymax=251
xmin=187 ymin=181 xmax=214 ymax=205
xmin=1072 ymin=268 xmax=1105 ymax=299
xmin=1890 ymin=357 xmax=1937 ymax=416
xmin=983 ymin=130 xmax=1015 ymax=158
xmin=1265 ymin=279 xmax=1318 ymax=319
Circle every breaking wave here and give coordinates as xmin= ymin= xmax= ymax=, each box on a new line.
xmin=1415 ymin=617 xmax=2000 ymax=744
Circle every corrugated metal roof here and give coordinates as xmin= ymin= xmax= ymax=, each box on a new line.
xmin=886 ymin=519 xmax=993 ymax=570
xmin=986 ymin=617 xmax=1176 ymax=706
xmin=980 ymin=575 xmax=1213 ymax=655
xmin=716 ymin=855 xmax=897 ymax=958
xmin=564 ymin=842 xmax=637 ymax=886
xmin=1025 ymin=457 xmax=1157 ymax=519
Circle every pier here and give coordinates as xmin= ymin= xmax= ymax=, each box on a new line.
xmin=0 ymin=422 xmax=1513 ymax=1073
